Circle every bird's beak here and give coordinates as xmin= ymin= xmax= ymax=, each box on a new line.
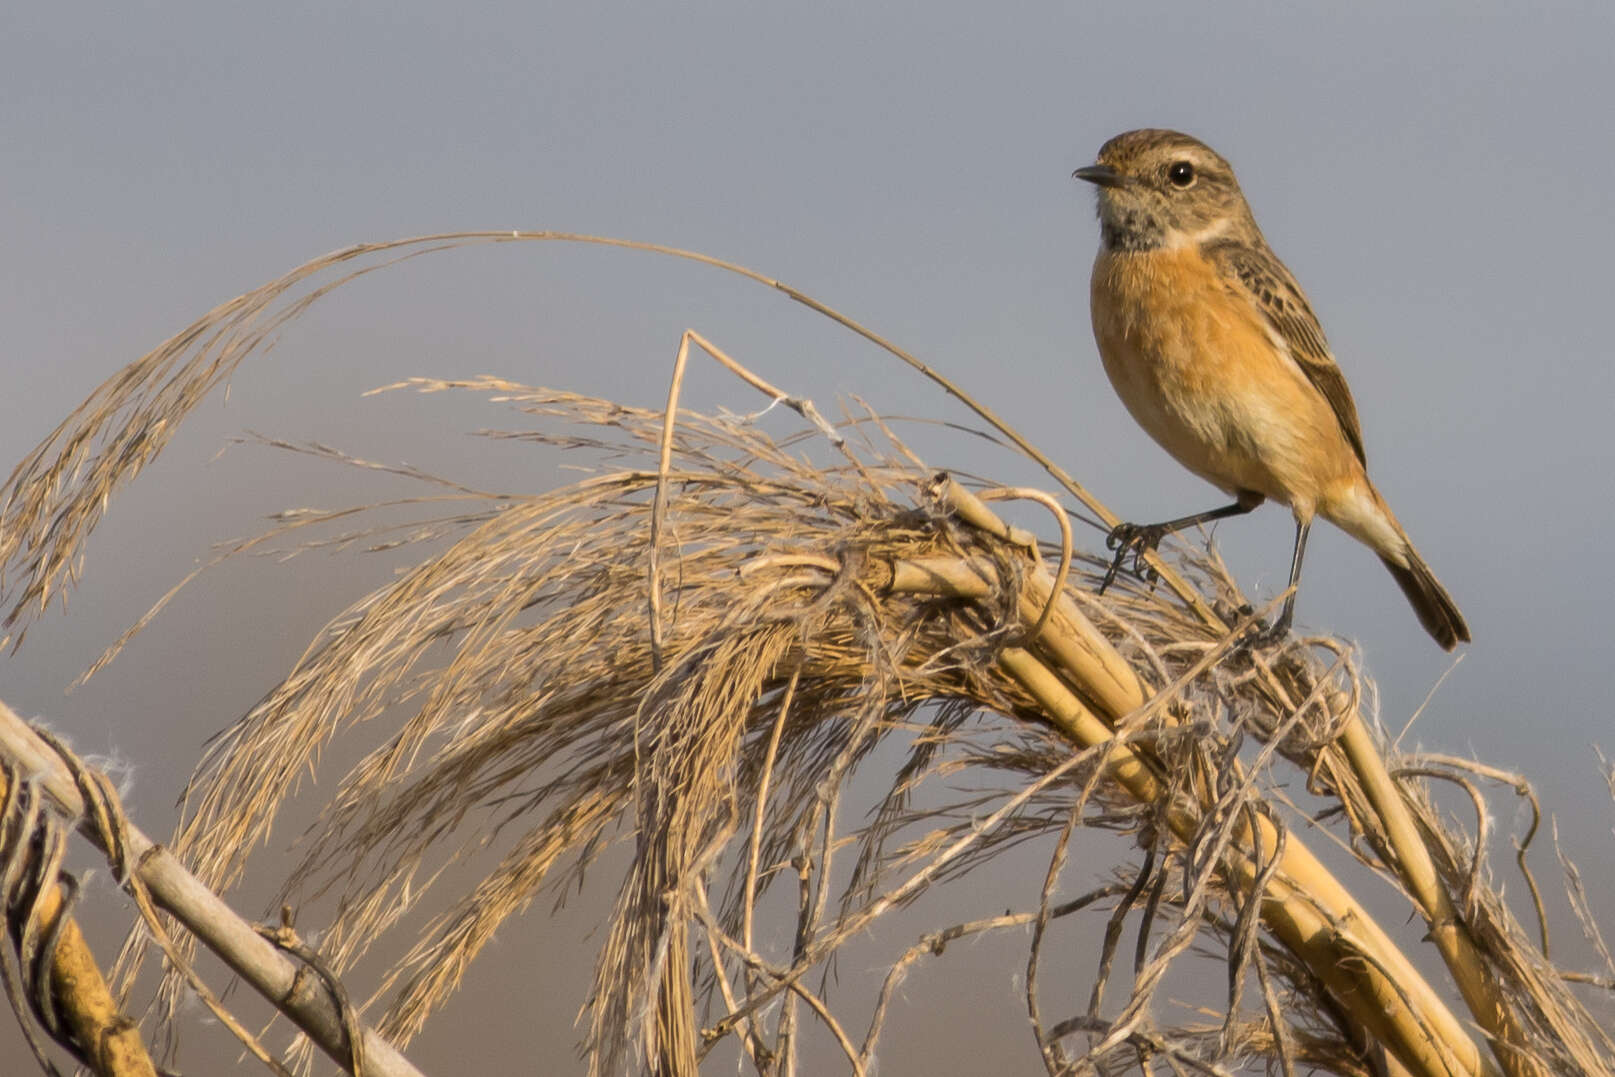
xmin=1072 ymin=164 xmax=1129 ymax=189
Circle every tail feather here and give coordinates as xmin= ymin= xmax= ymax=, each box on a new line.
xmin=1380 ymin=548 xmax=1470 ymax=651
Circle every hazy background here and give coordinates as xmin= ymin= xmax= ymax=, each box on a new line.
xmin=3 ymin=3 xmax=1612 ymax=1073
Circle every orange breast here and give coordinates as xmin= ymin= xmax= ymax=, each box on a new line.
xmin=1089 ymin=245 xmax=1361 ymax=512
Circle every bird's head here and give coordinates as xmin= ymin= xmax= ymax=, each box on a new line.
xmin=1073 ymin=129 xmax=1252 ymax=251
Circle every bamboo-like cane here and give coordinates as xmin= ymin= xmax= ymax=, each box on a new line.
xmin=0 ymin=785 xmax=155 ymax=1077
xmin=882 ymin=480 xmax=1501 ymax=1077
xmin=946 ymin=474 xmax=1549 ymax=1077
xmin=42 ymin=913 xmax=155 ymax=1077
xmin=988 ymin=476 xmax=1542 ymax=1076
xmin=0 ymin=701 xmax=427 ymax=1077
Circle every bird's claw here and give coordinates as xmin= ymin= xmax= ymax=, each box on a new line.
xmin=1098 ymin=522 xmax=1166 ymax=595
xmin=1238 ymin=606 xmax=1295 ymax=651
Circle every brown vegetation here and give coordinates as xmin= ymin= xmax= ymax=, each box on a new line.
xmin=0 ymin=236 xmax=1611 ymax=1076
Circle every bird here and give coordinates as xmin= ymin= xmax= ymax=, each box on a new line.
xmin=1072 ymin=128 xmax=1469 ymax=650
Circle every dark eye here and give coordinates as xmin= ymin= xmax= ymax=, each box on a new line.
xmin=1167 ymin=161 xmax=1196 ymax=188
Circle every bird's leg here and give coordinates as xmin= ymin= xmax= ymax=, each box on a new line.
xmin=1099 ymin=493 xmax=1264 ymax=594
xmin=1249 ymin=517 xmax=1311 ymax=646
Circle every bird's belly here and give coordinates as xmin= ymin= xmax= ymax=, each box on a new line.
xmin=1090 ymin=249 xmax=1349 ymax=508
xmin=1101 ymin=337 xmax=1270 ymax=496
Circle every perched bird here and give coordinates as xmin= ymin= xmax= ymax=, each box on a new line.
xmin=1073 ymin=128 xmax=1469 ymax=650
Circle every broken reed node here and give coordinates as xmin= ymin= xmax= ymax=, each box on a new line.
xmin=0 ymin=233 xmax=1608 ymax=1077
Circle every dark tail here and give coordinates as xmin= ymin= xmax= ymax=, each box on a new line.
xmin=1380 ymin=547 xmax=1470 ymax=651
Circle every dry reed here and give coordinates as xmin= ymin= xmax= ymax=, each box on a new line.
xmin=0 ymin=235 xmax=1610 ymax=1077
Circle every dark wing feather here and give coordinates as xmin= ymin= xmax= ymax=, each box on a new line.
xmin=1209 ymin=240 xmax=1367 ymax=465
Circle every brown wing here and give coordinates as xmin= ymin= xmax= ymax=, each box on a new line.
xmin=1208 ymin=240 xmax=1367 ymax=466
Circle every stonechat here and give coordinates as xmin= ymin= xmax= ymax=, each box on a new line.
xmin=1073 ymin=129 xmax=1469 ymax=650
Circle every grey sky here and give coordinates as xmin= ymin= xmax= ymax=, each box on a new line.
xmin=3 ymin=3 xmax=1613 ymax=1073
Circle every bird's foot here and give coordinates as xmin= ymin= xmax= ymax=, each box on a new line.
xmin=1239 ymin=604 xmax=1295 ymax=651
xmin=1098 ymin=521 xmax=1167 ymax=594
